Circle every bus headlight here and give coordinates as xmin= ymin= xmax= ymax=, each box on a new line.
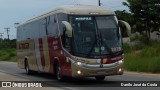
xmin=77 ymin=62 xmax=82 ymax=66
xmin=118 ymin=60 xmax=123 ymax=64
xmin=76 ymin=61 xmax=86 ymax=66
xmin=119 ymin=68 xmax=122 ymax=72
xmin=77 ymin=70 xmax=81 ymax=74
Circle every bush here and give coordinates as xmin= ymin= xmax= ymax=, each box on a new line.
xmin=124 ymin=54 xmax=160 ymax=73
xmin=123 ymin=43 xmax=146 ymax=53
xmin=124 ymin=42 xmax=160 ymax=73
xmin=0 ymin=48 xmax=16 ymax=62
xmin=123 ymin=43 xmax=133 ymax=53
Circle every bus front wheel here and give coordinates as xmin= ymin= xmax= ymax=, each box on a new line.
xmin=55 ymin=63 xmax=64 ymax=81
xmin=95 ymin=76 xmax=105 ymax=81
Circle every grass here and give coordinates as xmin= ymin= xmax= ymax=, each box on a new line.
xmin=0 ymin=48 xmax=16 ymax=62
xmin=124 ymin=42 xmax=160 ymax=73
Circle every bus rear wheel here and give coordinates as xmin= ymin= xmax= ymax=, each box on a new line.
xmin=95 ymin=76 xmax=105 ymax=81
xmin=25 ymin=60 xmax=30 ymax=74
xmin=25 ymin=60 xmax=35 ymax=75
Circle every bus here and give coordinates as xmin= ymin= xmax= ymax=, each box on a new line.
xmin=17 ymin=5 xmax=131 ymax=81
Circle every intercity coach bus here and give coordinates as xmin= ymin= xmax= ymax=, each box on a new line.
xmin=17 ymin=5 xmax=131 ymax=81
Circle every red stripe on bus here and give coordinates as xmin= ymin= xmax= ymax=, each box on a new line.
xmin=39 ymin=38 xmax=45 ymax=69
xmin=47 ymin=37 xmax=53 ymax=73
xmin=48 ymin=37 xmax=59 ymax=73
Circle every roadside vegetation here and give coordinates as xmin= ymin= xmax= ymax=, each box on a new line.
xmin=123 ymin=39 xmax=160 ymax=73
xmin=115 ymin=0 xmax=160 ymax=73
xmin=0 ymin=39 xmax=16 ymax=62
xmin=0 ymin=48 xmax=16 ymax=62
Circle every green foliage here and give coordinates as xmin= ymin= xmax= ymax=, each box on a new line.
xmin=141 ymin=42 xmax=160 ymax=57
xmin=123 ymin=43 xmax=146 ymax=53
xmin=123 ymin=43 xmax=133 ymax=53
xmin=124 ymin=42 xmax=160 ymax=73
xmin=115 ymin=10 xmax=135 ymax=37
xmin=124 ymin=53 xmax=160 ymax=73
xmin=0 ymin=39 xmax=16 ymax=62
xmin=0 ymin=39 xmax=16 ymax=49
xmin=115 ymin=10 xmax=134 ymax=27
xmin=0 ymin=48 xmax=16 ymax=62
xmin=123 ymin=0 xmax=160 ymax=38
xmin=130 ymin=34 xmax=142 ymax=41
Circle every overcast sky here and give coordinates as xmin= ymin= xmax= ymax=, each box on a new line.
xmin=0 ymin=0 xmax=127 ymax=39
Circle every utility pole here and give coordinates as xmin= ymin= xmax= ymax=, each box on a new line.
xmin=98 ymin=0 xmax=101 ymax=6
xmin=4 ymin=27 xmax=10 ymax=40
xmin=0 ymin=33 xmax=3 ymax=43
xmin=0 ymin=33 xmax=3 ymax=39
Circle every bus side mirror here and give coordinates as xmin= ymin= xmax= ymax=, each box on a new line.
xmin=118 ymin=20 xmax=131 ymax=37
xmin=62 ymin=21 xmax=72 ymax=37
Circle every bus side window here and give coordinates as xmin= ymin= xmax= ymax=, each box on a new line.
xmin=61 ymin=27 xmax=71 ymax=52
xmin=39 ymin=19 xmax=47 ymax=38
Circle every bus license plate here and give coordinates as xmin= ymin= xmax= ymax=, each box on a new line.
xmin=97 ymin=71 xmax=106 ymax=74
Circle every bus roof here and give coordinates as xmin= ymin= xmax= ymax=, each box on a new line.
xmin=17 ymin=5 xmax=115 ymax=27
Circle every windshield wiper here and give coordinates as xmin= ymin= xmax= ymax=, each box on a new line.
xmin=86 ymin=33 xmax=97 ymax=58
xmin=99 ymin=33 xmax=113 ymax=53
xmin=100 ymin=33 xmax=123 ymax=57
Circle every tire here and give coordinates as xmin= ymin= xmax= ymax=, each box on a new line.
xmin=95 ymin=76 xmax=105 ymax=81
xmin=25 ymin=60 xmax=34 ymax=75
xmin=55 ymin=63 xmax=64 ymax=81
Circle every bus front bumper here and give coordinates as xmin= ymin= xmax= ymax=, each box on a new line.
xmin=71 ymin=60 xmax=124 ymax=77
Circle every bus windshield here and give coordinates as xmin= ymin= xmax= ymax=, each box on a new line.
xmin=70 ymin=16 xmax=122 ymax=58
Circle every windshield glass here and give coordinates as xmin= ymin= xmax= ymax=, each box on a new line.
xmin=70 ymin=16 xmax=122 ymax=58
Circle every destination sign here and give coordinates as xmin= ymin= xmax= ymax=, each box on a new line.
xmin=75 ymin=17 xmax=92 ymax=21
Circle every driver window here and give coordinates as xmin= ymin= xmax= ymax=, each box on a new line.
xmin=61 ymin=27 xmax=71 ymax=52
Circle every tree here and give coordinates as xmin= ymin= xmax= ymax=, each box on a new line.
xmin=123 ymin=0 xmax=160 ymax=39
xmin=115 ymin=10 xmax=132 ymax=22
xmin=115 ymin=10 xmax=134 ymax=29
xmin=115 ymin=10 xmax=135 ymax=37
xmin=0 ymin=39 xmax=16 ymax=49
